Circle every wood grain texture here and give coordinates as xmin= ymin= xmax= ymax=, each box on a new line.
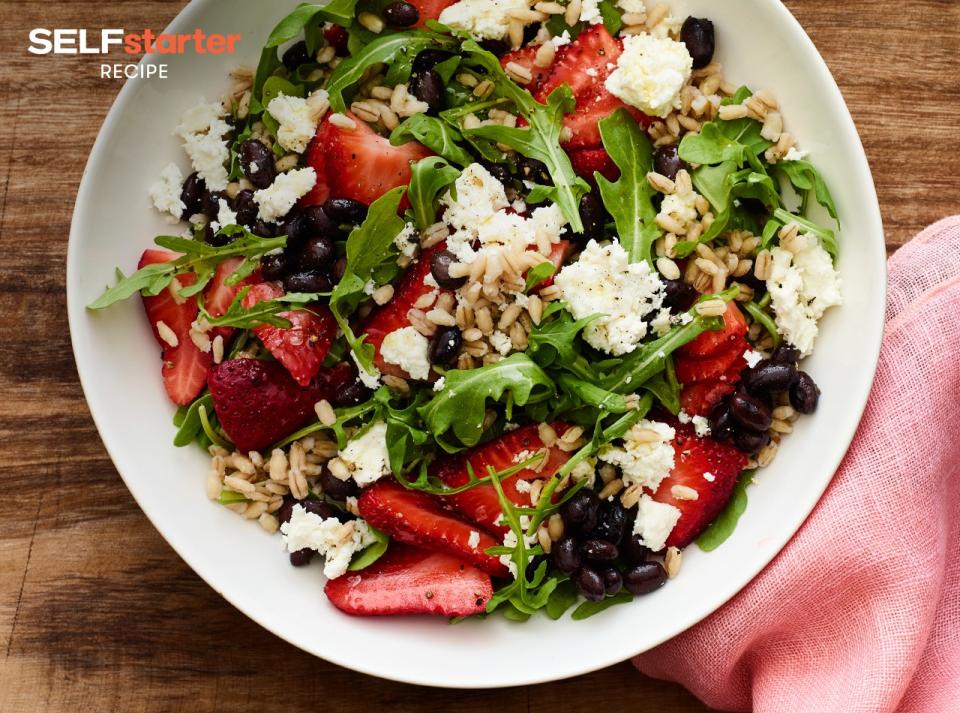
xmin=0 ymin=1 xmax=956 ymax=711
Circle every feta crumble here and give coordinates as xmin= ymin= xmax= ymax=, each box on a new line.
xmin=599 ymin=419 xmax=676 ymax=491
xmin=438 ymin=0 xmax=532 ymax=40
xmin=468 ymin=530 xmax=481 ymax=550
xmin=351 ymin=351 xmax=381 ymax=389
xmin=554 ymin=239 xmax=666 ymax=355
xmin=783 ymin=147 xmax=809 ymax=162
xmin=393 ymin=222 xmax=419 ymax=259
xmin=605 ymin=33 xmax=693 ymax=118
xmin=692 ymin=415 xmax=711 ymax=437
xmin=267 ymin=90 xmax=329 ymax=154
xmin=703 ymin=472 xmax=716 ymax=482
xmin=339 ymin=422 xmax=392 ymax=487
xmin=148 ymin=163 xmax=186 ymax=220
xmin=211 ymin=197 xmax=237 ymax=233
xmin=380 ymin=326 xmax=432 ymax=380
xmin=633 ymin=494 xmax=681 ymax=551
xmin=433 ymin=376 xmax=446 ymax=391
xmin=175 ymin=99 xmax=232 ymax=191
xmin=489 ymin=330 xmax=513 ymax=356
xmin=281 ymin=505 xmax=378 ymax=579
xmin=766 ymin=236 xmax=842 ymax=356
xmin=500 ymin=518 xmax=537 ymax=578
xmin=254 ymin=167 xmax=317 ymax=223
xmin=579 ymin=0 xmax=603 ymax=24
xmin=743 ymin=349 xmax=764 ymax=368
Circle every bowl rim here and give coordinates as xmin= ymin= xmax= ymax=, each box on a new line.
xmin=67 ymin=0 xmax=886 ymax=688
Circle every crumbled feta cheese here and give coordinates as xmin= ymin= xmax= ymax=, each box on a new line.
xmin=149 ymin=163 xmax=186 ymax=220
xmin=175 ymin=99 xmax=231 ymax=191
xmin=211 ymin=197 xmax=237 ymax=233
xmin=658 ymin=185 xmax=700 ymax=227
xmin=554 ymin=239 xmax=666 ymax=355
xmin=281 ymin=505 xmax=378 ymax=579
xmin=513 ymin=449 xmax=533 ymax=465
xmin=677 ymin=410 xmax=692 ymax=424
xmin=743 ymin=349 xmax=764 ymax=368
xmin=549 ymin=30 xmax=572 ymax=48
xmin=351 ymin=351 xmax=381 ymax=389
xmin=499 ymin=520 xmax=537 ymax=578
xmin=468 ymin=530 xmax=481 ymax=549
xmin=703 ymin=471 xmax=716 ymax=482
xmin=253 ymin=167 xmax=317 ymax=223
xmin=692 ymin=415 xmax=711 ymax=437
xmin=605 ymin=33 xmax=693 ymax=118
xmin=783 ymin=147 xmax=809 ymax=162
xmin=267 ymin=90 xmax=329 ymax=154
xmin=579 ymin=0 xmax=603 ymax=24
xmin=362 ymin=279 xmax=377 ymax=296
xmin=249 ymin=161 xmax=259 ymax=174
xmin=339 ymin=422 xmax=391 ymax=487
xmin=380 ymin=326 xmax=432 ymax=380
xmin=393 ymin=222 xmax=419 ymax=259
xmin=514 ymin=478 xmax=532 ymax=493
xmin=766 ymin=236 xmax=843 ymax=356
xmin=651 ymin=307 xmax=673 ymax=336
xmin=489 ymin=330 xmax=513 ymax=356
xmin=585 ymin=67 xmax=598 ymax=77
xmin=633 ymin=494 xmax=681 ymax=551
xmin=599 ymin=419 xmax=676 ymax=491
xmin=433 ymin=376 xmax=446 ymax=392
xmin=678 ymin=312 xmax=694 ymax=325
xmin=438 ymin=0 xmax=532 ymax=40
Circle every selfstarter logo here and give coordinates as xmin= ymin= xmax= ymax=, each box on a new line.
xmin=28 ymin=28 xmax=242 ymax=78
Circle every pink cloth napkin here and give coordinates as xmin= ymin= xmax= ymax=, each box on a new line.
xmin=634 ymin=217 xmax=960 ymax=712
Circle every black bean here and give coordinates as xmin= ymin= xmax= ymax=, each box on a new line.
xmin=581 ymin=539 xmax=618 ymax=563
xmin=261 ymin=252 xmax=291 ymax=281
xmin=560 ymin=489 xmax=600 ymax=533
xmin=239 ymin=139 xmax=276 ymax=189
xmin=331 ymin=378 xmax=370 ymax=408
xmin=282 ymin=40 xmax=311 ymax=71
xmin=282 ymin=210 xmax=312 ymax=249
xmin=620 ymin=533 xmax=651 ymax=566
xmin=430 ymin=249 xmax=468 ymax=290
xmin=623 ymin=562 xmax=667 ymax=595
xmin=201 ymin=190 xmax=225 ymax=218
xmin=283 ymin=270 xmax=333 ymax=293
xmin=518 ymin=157 xmax=551 ymax=185
xmin=383 ymin=1 xmax=419 ymax=26
xmin=577 ymin=193 xmax=605 ymax=244
xmin=333 ymin=256 xmax=348 ymax=282
xmin=653 ymin=145 xmax=684 ymax=181
xmin=298 ymin=236 xmax=335 ymax=271
xmin=289 ymin=549 xmax=315 ymax=567
xmin=252 ymin=219 xmax=276 ymax=238
xmin=302 ymin=499 xmax=337 ymax=520
xmin=573 ymin=567 xmax=606 ymax=602
xmin=680 ymin=17 xmax=715 ymax=70
xmin=413 ymin=49 xmax=454 ymax=73
xmin=708 ymin=403 xmax=736 ymax=441
xmin=409 ymin=69 xmax=444 ymax=112
xmin=180 ymin=172 xmax=206 ymax=216
xmin=552 ymin=536 xmax=581 ymax=575
xmin=601 ymin=567 xmax=623 ymax=596
xmin=229 ymin=189 xmax=257 ymax=228
xmin=734 ymin=429 xmax=770 ymax=455
xmin=771 ymin=344 xmax=800 ymax=365
xmin=428 ymin=326 xmax=462 ymax=367
xmin=480 ymin=39 xmax=509 ymax=57
xmin=301 ymin=205 xmax=335 ymax=239
xmin=323 ymin=197 xmax=368 ymax=224
xmin=591 ymin=500 xmax=627 ymax=544
xmin=319 ymin=467 xmax=359 ymax=501
xmin=481 ymin=161 xmax=512 ymax=185
xmin=790 ymin=371 xmax=820 ymax=414
xmin=729 ymin=391 xmax=773 ymax=432
xmin=203 ymin=223 xmax=233 ymax=248
xmin=662 ymin=279 xmax=698 ymax=312
xmin=744 ymin=361 xmax=798 ymax=395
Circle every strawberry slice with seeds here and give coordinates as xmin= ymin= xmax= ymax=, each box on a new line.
xmin=500 ymin=47 xmax=553 ymax=91
xmin=358 ymin=480 xmax=510 ymax=577
xmin=203 ymin=256 xmax=259 ymax=345
xmin=412 ymin=0 xmax=458 ymax=27
xmin=679 ymin=373 xmax=737 ymax=417
xmin=139 ymin=249 xmax=212 ymax=406
xmin=434 ymin=423 xmax=573 ymax=537
xmin=242 ymin=282 xmax=337 ymax=386
xmin=678 ymin=302 xmax=748 ymax=358
xmin=307 ymin=113 xmax=432 ymax=207
xmin=650 ymin=422 xmax=749 ymax=548
xmin=675 ymin=336 xmax=749 ymax=385
xmin=208 ymin=358 xmax=352 ymax=453
xmin=534 ymin=26 xmax=652 ymax=149
xmin=324 ymin=544 xmax=492 ymax=617
xmin=301 ymin=132 xmax=331 ymax=207
xmin=569 ymin=147 xmax=620 ymax=185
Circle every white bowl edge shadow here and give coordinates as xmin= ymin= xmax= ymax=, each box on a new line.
xmin=66 ymin=0 xmax=886 ymax=689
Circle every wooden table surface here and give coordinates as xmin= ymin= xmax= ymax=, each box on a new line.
xmin=1 ymin=1 xmax=957 ymax=711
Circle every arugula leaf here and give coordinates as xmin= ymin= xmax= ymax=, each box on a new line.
xmin=329 ymin=187 xmax=407 ymax=374
xmin=199 ymin=287 xmax=327 ymax=330
xmin=571 ymin=592 xmax=633 ymax=620
xmin=545 ymin=580 xmax=578 ymax=619
xmin=679 ymin=118 xmax=771 ymax=166
xmin=762 ymin=208 xmax=839 ymax=260
xmin=380 ymin=390 xmax=430 ymax=474
xmin=348 ymin=526 xmax=390 ymax=571
xmin=397 ymin=451 xmax=547 ymax=496
xmin=598 ymin=0 xmax=624 ymax=35
xmin=419 ymin=353 xmax=555 ymax=449
xmin=327 ymin=31 xmax=457 ymax=112
xmin=459 ymin=40 xmax=588 ymax=232
xmin=526 ymin=306 xmax=600 ymax=370
xmin=407 ymin=157 xmax=460 ymax=229
xmin=556 ymin=374 xmax=632 ymax=413
xmin=390 ymin=115 xmax=474 ymax=167
xmin=696 ymin=469 xmax=755 ymax=551
xmin=524 ymin=262 xmax=556 ymax=291
xmin=595 ymin=109 xmax=661 ymax=265
xmin=173 ymin=393 xmax=213 ymax=447
xmin=642 ymin=361 xmax=681 ymax=414
xmin=775 ymin=159 xmax=839 ymax=222
xmin=742 ymin=301 xmax=780 ymax=348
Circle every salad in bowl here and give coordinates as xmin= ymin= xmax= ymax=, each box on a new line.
xmin=89 ymin=0 xmax=842 ymax=622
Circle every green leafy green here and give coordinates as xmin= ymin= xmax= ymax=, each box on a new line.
xmin=595 ymin=109 xmax=661 ymax=265
xmin=571 ymin=592 xmax=633 ymax=620
xmin=598 ymin=0 xmax=624 ymax=35
xmin=742 ymin=301 xmax=780 ymax=348
xmin=390 ymin=115 xmax=474 ymax=167
xmin=556 ymin=374 xmax=632 ymax=413
xmin=524 ymin=262 xmax=556 ymax=291
xmin=407 ymin=157 xmax=460 ymax=229
xmin=679 ymin=117 xmax=771 ymax=167
xmin=380 ymin=390 xmax=431 ymax=474
xmin=200 ymin=287 xmax=327 ymax=330
xmin=199 ymin=404 xmax=230 ymax=449
xmin=762 ymin=208 xmax=839 ymax=260
xmin=173 ymin=393 xmax=213 ymax=447
xmin=545 ymin=580 xmax=578 ymax=620
xmin=348 ymin=526 xmax=390 ymax=571
xmin=697 ymin=469 xmax=756 ymax=551
xmin=775 ymin=159 xmax=839 ymax=222
xmin=526 ymin=306 xmax=600 ymax=371
xmin=419 ymin=353 xmax=555 ymax=450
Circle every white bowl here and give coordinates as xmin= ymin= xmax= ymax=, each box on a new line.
xmin=67 ymin=0 xmax=885 ymax=688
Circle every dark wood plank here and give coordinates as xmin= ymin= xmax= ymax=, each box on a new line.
xmin=1 ymin=0 xmax=955 ymax=710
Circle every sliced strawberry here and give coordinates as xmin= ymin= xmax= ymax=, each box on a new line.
xmin=208 ymin=358 xmax=352 ymax=453
xmin=139 ymin=249 xmax=212 ymax=405
xmin=241 ymin=282 xmax=337 ymax=386
xmin=679 ymin=360 xmax=745 ymax=416
xmin=358 ymin=481 xmax=509 ymax=577
xmin=412 ymin=0 xmax=458 ymax=27
xmin=678 ymin=302 xmax=749 ymax=358
xmin=361 ymin=245 xmax=449 ymax=380
xmin=301 ymin=131 xmax=331 ymax=207
xmin=534 ymin=26 xmax=652 ymax=148
xmin=500 ymin=47 xmax=553 ymax=92
xmin=434 ymin=424 xmax=572 ymax=536
xmin=309 ymin=113 xmax=432 ymax=206
xmin=651 ymin=422 xmax=748 ymax=548
xmin=675 ymin=336 xmax=749 ymax=384
xmin=529 ymin=239 xmax=573 ymax=292
xmin=569 ymin=148 xmax=620 ymax=185
xmin=324 ymin=544 xmax=492 ymax=617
